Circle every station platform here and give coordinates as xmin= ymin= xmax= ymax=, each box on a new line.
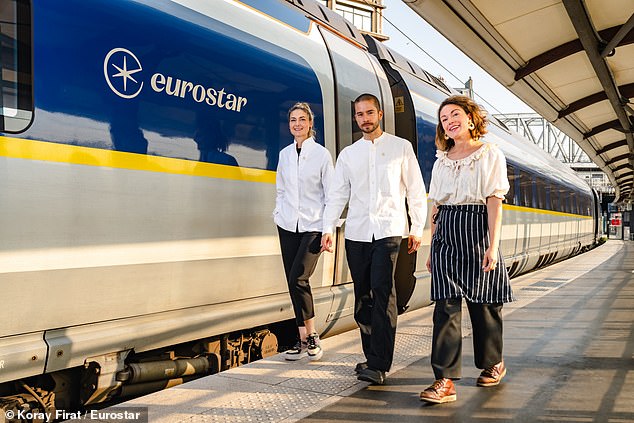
xmin=104 ymin=240 xmax=633 ymax=422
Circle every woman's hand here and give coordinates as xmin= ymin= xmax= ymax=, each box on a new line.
xmin=426 ymin=255 xmax=432 ymax=272
xmin=481 ymin=246 xmax=498 ymax=272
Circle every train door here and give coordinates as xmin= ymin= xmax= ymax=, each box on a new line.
xmin=383 ymin=76 xmax=421 ymax=314
xmin=316 ymin=28 xmax=391 ymax=329
xmin=376 ymin=67 xmax=437 ymax=312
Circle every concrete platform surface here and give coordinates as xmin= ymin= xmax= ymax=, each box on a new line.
xmin=100 ymin=240 xmax=633 ymax=423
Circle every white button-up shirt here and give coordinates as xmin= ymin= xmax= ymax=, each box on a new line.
xmin=274 ymin=137 xmax=334 ymax=232
xmin=322 ymin=132 xmax=427 ymax=242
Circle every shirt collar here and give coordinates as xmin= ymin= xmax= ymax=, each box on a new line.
xmin=294 ymin=136 xmax=315 ymax=150
xmin=361 ymin=132 xmax=386 ymax=145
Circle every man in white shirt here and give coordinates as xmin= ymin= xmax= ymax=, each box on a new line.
xmin=321 ymin=93 xmax=427 ymax=385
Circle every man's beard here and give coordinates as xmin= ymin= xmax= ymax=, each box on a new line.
xmin=360 ymin=121 xmax=380 ymax=134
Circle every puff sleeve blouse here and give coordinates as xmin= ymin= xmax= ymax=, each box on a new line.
xmin=428 ymin=142 xmax=509 ymax=206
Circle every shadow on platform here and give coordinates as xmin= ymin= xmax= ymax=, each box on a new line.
xmin=302 ymin=241 xmax=634 ymax=422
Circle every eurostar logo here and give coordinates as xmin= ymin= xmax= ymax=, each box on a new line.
xmin=101 ymin=47 xmax=249 ymax=112
xmin=104 ymin=48 xmax=143 ymax=99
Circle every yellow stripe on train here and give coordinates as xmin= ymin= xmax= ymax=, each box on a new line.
xmin=503 ymin=204 xmax=593 ymax=219
xmin=0 ymin=135 xmax=276 ymax=184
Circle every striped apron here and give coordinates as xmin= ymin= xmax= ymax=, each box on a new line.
xmin=431 ymin=204 xmax=514 ymax=303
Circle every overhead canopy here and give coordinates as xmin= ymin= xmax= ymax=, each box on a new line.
xmin=405 ymin=0 xmax=634 ymax=203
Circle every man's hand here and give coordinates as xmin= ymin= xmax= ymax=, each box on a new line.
xmin=407 ymin=235 xmax=422 ymax=254
xmin=321 ymin=233 xmax=334 ymax=253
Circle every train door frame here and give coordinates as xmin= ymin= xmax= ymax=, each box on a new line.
xmin=316 ymin=26 xmax=392 ymax=328
xmin=369 ymin=60 xmax=420 ymax=313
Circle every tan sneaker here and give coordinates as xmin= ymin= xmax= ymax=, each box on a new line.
xmin=420 ymin=378 xmax=457 ymax=404
xmin=477 ymin=361 xmax=507 ymax=387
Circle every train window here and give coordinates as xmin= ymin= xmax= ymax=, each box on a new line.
xmin=587 ymin=196 xmax=593 ymax=216
xmin=559 ymin=187 xmax=570 ymax=214
xmin=581 ymin=196 xmax=589 ymax=216
xmin=0 ymin=0 xmax=32 ymax=132
xmin=549 ymin=182 xmax=557 ymax=211
xmin=519 ymin=170 xmax=533 ymax=208
xmin=536 ymin=177 xmax=547 ymax=210
xmin=578 ymin=195 xmax=584 ymax=216
xmin=506 ymin=163 xmax=516 ymax=205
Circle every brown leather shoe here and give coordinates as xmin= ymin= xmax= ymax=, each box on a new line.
xmin=420 ymin=378 xmax=456 ymax=403
xmin=477 ymin=361 xmax=507 ymax=387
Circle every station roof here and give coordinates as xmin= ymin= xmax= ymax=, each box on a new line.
xmin=405 ymin=0 xmax=634 ymax=203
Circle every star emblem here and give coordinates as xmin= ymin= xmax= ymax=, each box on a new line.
xmin=110 ymin=56 xmax=142 ymax=92
xmin=103 ymin=48 xmax=144 ymax=99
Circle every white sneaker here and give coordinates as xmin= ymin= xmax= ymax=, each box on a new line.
xmin=285 ymin=341 xmax=307 ymax=361
xmin=306 ymin=333 xmax=323 ymax=361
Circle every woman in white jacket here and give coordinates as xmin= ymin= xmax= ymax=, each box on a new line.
xmin=274 ymin=102 xmax=334 ymax=361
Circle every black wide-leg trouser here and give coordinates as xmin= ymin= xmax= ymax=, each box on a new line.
xmin=277 ymin=226 xmax=322 ymax=326
xmin=431 ymin=298 xmax=504 ymax=380
xmin=346 ymin=236 xmax=401 ymax=372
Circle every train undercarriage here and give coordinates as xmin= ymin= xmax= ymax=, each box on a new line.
xmin=0 ymin=323 xmax=286 ymax=423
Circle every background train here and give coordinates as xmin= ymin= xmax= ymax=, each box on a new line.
xmin=0 ymin=0 xmax=600 ymax=417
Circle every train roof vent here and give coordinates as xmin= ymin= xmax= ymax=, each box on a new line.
xmin=423 ymin=70 xmax=450 ymax=93
xmin=364 ymin=35 xmax=441 ymax=85
xmin=406 ymin=61 xmax=418 ymax=75
xmin=386 ymin=49 xmax=396 ymax=63
xmin=284 ymin=0 xmax=367 ymax=47
xmin=364 ymin=35 xmax=412 ymax=71
xmin=491 ymin=115 xmax=510 ymax=132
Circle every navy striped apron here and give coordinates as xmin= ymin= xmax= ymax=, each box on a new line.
xmin=431 ymin=204 xmax=514 ymax=303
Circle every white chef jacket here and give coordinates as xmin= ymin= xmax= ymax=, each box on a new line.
xmin=273 ymin=137 xmax=334 ymax=232
xmin=322 ymin=132 xmax=427 ymax=242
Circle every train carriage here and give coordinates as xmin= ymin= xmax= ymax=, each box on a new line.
xmin=0 ymin=0 xmax=597 ymax=415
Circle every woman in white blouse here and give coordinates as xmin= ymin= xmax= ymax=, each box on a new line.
xmin=420 ymin=95 xmax=515 ymax=404
xmin=274 ymin=102 xmax=334 ymax=362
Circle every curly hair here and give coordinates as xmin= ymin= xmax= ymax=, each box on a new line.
xmin=435 ymin=95 xmax=488 ymax=151
xmin=288 ymin=102 xmax=316 ymax=139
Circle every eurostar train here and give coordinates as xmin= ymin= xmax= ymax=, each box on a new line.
xmin=0 ymin=0 xmax=599 ymax=415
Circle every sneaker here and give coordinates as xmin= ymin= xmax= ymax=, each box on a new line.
xmin=420 ymin=378 xmax=457 ymax=404
xmin=477 ymin=361 xmax=507 ymax=387
xmin=306 ymin=333 xmax=323 ymax=361
xmin=285 ymin=340 xmax=307 ymax=361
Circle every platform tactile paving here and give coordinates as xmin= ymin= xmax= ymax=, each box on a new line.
xmin=110 ymin=242 xmax=626 ymax=423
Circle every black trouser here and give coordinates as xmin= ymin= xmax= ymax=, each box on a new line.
xmin=345 ymin=236 xmax=401 ymax=372
xmin=431 ymin=298 xmax=504 ymax=379
xmin=277 ymin=226 xmax=322 ymax=326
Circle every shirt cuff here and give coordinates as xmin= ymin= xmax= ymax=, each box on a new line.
xmin=488 ymin=190 xmax=507 ymax=200
xmin=409 ymin=224 xmax=424 ymax=238
xmin=322 ymin=225 xmax=336 ymax=235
